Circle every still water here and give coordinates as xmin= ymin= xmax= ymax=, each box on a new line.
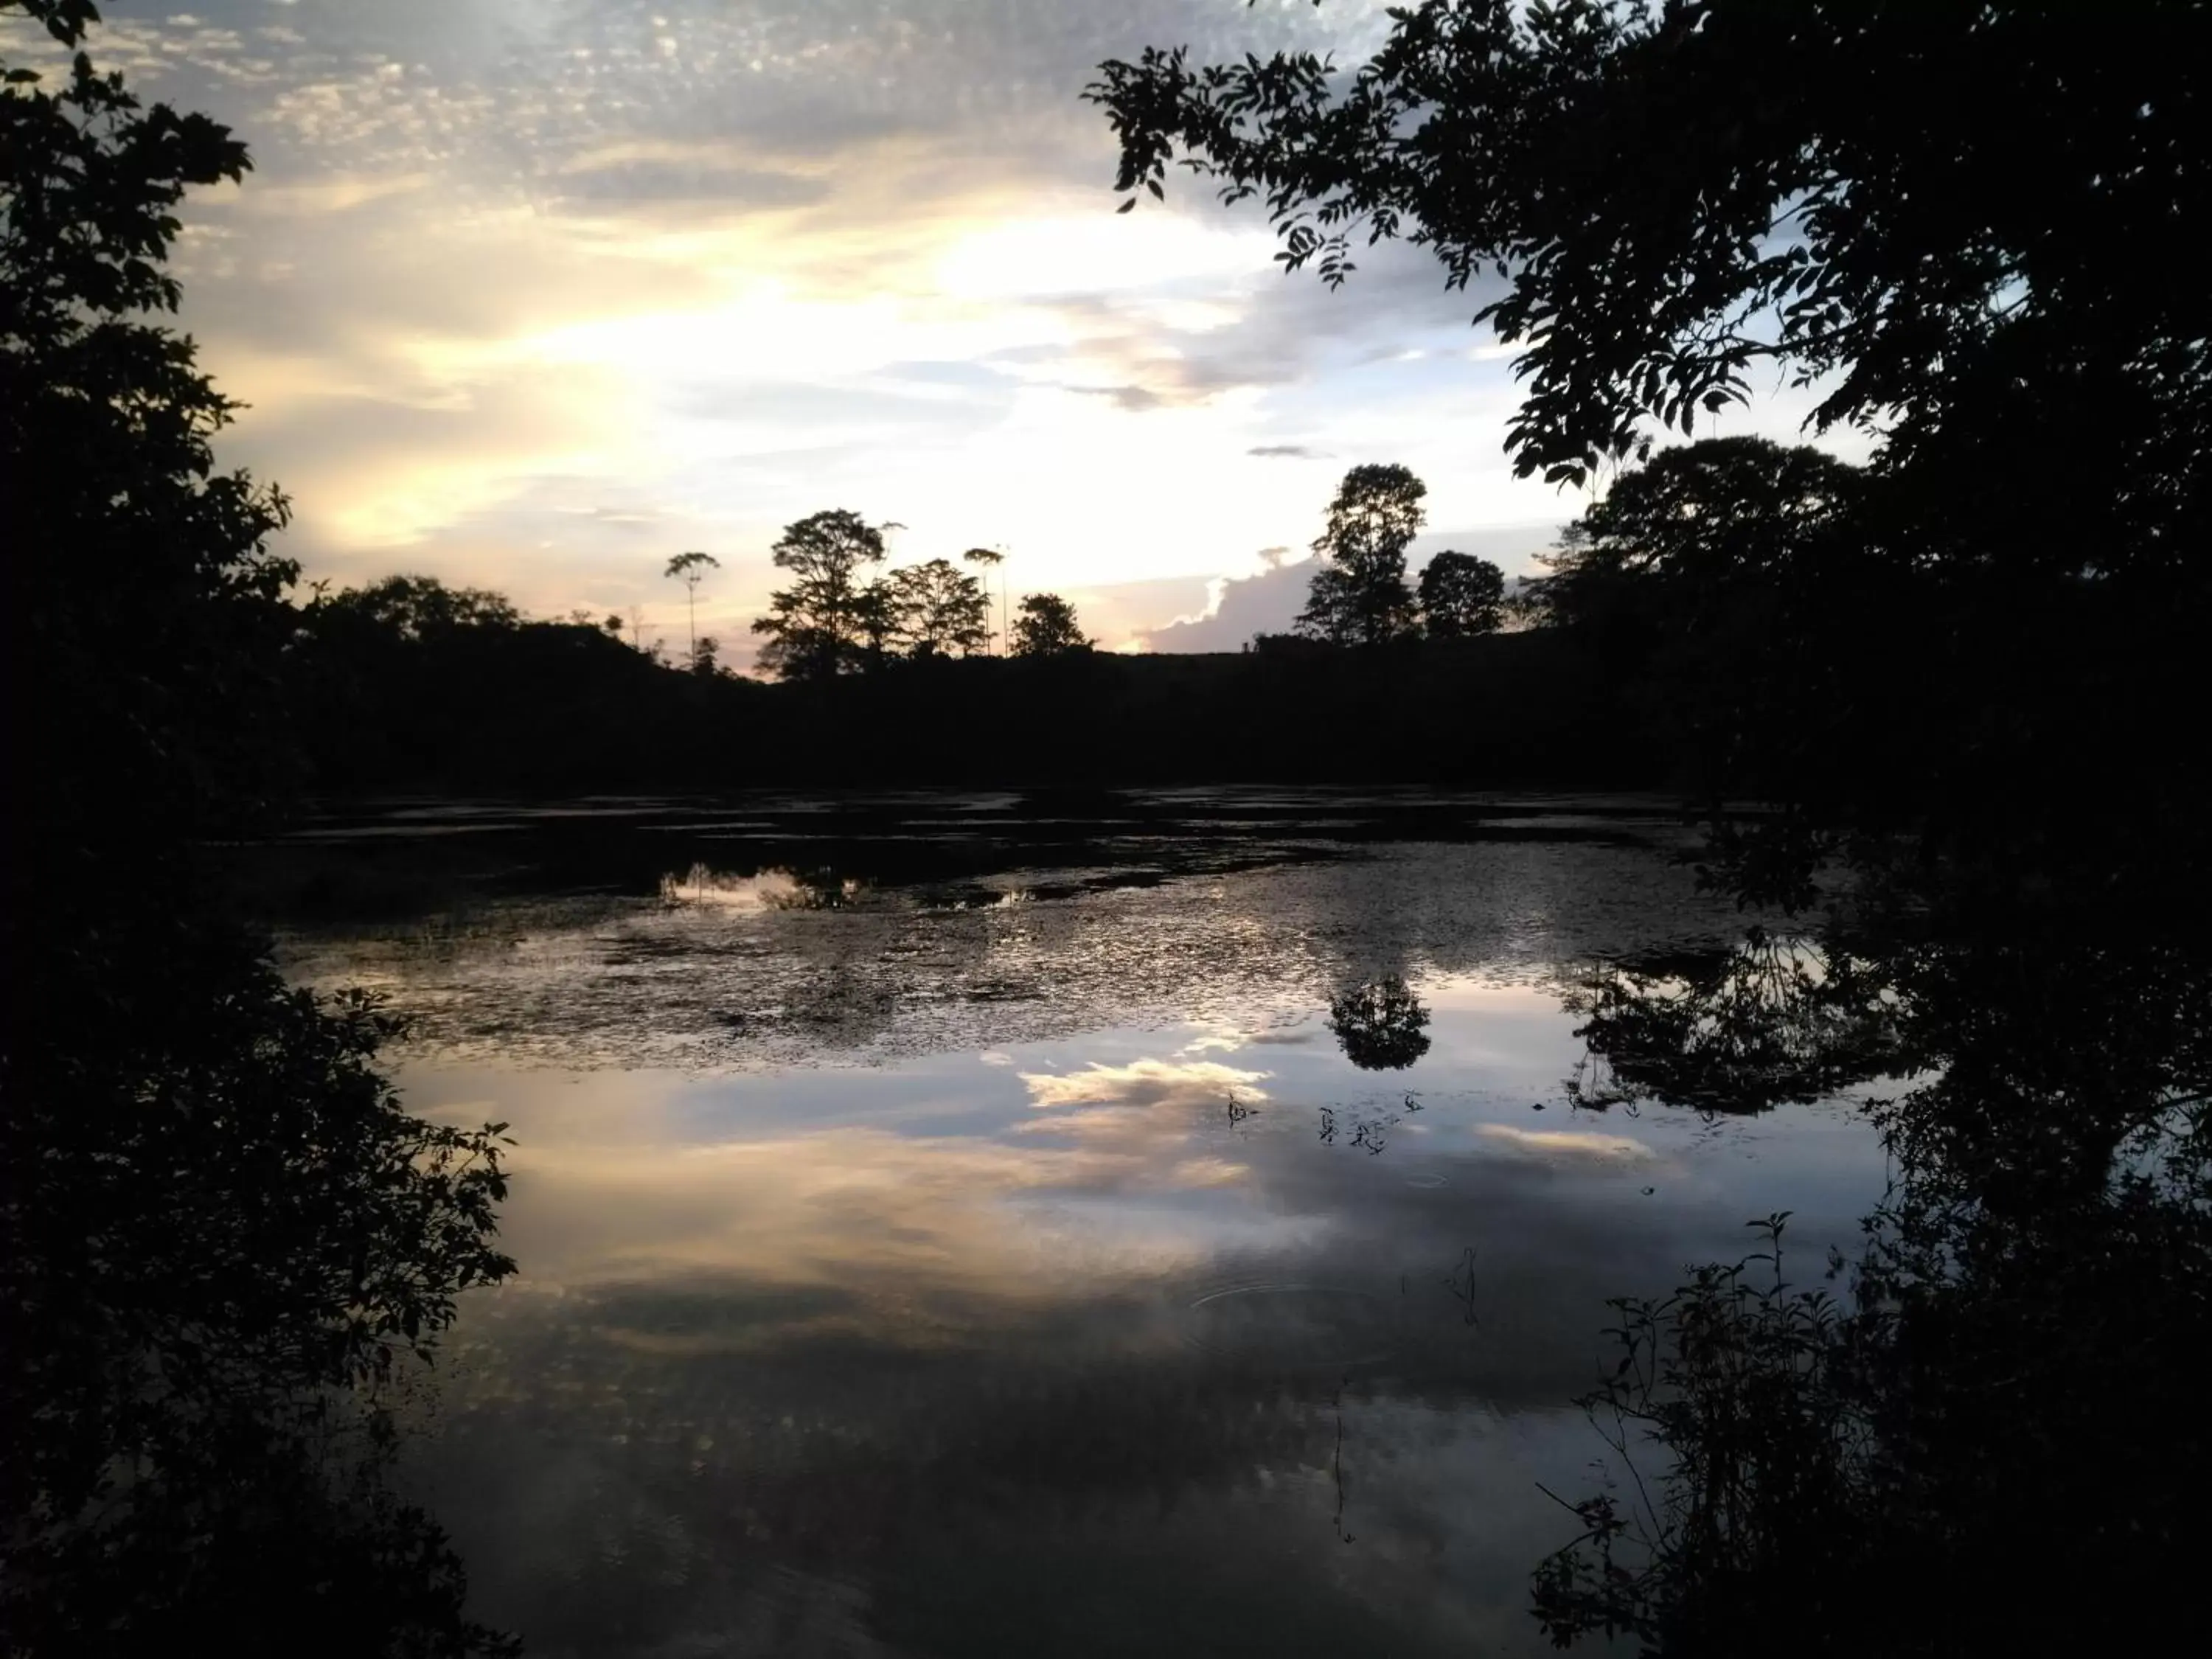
xmin=272 ymin=793 xmax=1888 ymax=1658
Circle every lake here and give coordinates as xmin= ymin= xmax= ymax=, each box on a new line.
xmin=266 ymin=790 xmax=1891 ymax=1658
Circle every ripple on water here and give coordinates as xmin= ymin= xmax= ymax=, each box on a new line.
xmin=1183 ymin=1282 xmax=1400 ymax=1371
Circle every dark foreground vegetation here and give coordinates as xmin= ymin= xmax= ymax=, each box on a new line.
xmin=7 ymin=1 xmax=2210 ymax=1656
xmin=5 ymin=4 xmax=515 ymax=1652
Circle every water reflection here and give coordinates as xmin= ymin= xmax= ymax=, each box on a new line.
xmin=279 ymin=811 xmax=1897 ymax=1655
xmin=1531 ymin=919 xmax=2212 ymax=1655
xmin=659 ymin=863 xmax=866 ymax=912
xmin=1326 ymin=975 xmax=1433 ymax=1070
xmin=1559 ymin=926 xmax=1907 ymax=1116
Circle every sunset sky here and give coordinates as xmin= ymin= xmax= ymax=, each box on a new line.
xmin=19 ymin=1 xmax=1858 ymax=658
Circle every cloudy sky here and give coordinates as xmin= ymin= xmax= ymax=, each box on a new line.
xmin=15 ymin=1 xmax=1850 ymax=657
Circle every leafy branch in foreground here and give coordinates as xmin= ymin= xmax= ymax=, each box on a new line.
xmin=7 ymin=3 xmax=520 ymax=1648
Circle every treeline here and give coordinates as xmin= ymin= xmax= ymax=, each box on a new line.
xmin=284 ymin=456 xmax=1555 ymax=796
xmin=288 ymin=424 xmax=2208 ymax=828
xmin=283 ymin=577 xmax=1640 ymax=793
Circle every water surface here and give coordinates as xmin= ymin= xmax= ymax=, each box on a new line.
xmin=273 ymin=792 xmax=1888 ymax=1657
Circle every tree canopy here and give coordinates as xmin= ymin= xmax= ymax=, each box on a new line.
xmin=310 ymin=574 xmax=522 ymax=639
xmin=1417 ymin=550 xmax=1506 ymax=639
xmin=1010 ymin=592 xmax=1094 ymax=657
xmin=1090 ymin=0 xmax=2210 ymax=581
xmin=750 ymin=509 xmax=890 ymax=679
xmin=885 ymin=557 xmax=992 ymax=659
xmin=1295 ymin=463 xmax=1424 ymax=644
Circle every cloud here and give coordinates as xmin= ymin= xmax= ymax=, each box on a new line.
xmin=1017 ymin=1058 xmax=1270 ymax=1163
xmin=1022 ymin=1059 xmax=1269 ymax=1113
xmin=1141 ymin=524 xmax=1565 ymax=652
xmin=1475 ymin=1124 xmax=1658 ymax=1161
xmin=1142 ymin=557 xmax=1317 ymax=653
xmin=544 ymin=157 xmax=832 ymax=215
xmin=504 ymin=1124 xmax=1249 ymax=1294
xmin=11 ymin=0 xmax=1840 ymax=636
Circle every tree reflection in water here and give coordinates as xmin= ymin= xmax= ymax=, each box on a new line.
xmin=1327 ymin=975 xmax=1433 ymax=1071
xmin=1559 ymin=927 xmax=1908 ymax=1117
xmin=1532 ymin=918 xmax=2212 ymax=1656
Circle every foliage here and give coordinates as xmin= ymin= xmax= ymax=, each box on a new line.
xmin=1532 ymin=915 xmax=2212 ymax=1657
xmin=1526 ymin=439 xmax=1865 ymax=636
xmin=310 ymin=574 xmax=522 ymax=639
xmin=1498 ymin=439 xmax=1871 ymax=846
xmin=1416 ymin=549 xmax=1506 ymax=639
xmin=288 ymin=573 xmax=731 ymax=787
xmin=883 ymin=557 xmax=992 ymax=659
xmin=1531 ymin=1217 xmax=1870 ymax=1655
xmin=1561 ymin=928 xmax=1909 ymax=1116
xmin=751 ymin=509 xmax=890 ymax=680
xmin=1327 ymin=975 xmax=1432 ymax=1070
xmin=4 ymin=0 xmax=295 ymax=847
xmin=1090 ymin=1 xmax=2211 ymax=534
xmin=1295 ymin=464 xmax=1424 ymax=644
xmin=4 ymin=6 xmax=515 ymax=1647
xmin=1009 ymin=591 xmax=1093 ymax=657
xmin=1523 ymin=434 xmax=2204 ymax=908
xmin=6 ymin=956 xmax=518 ymax=1655
xmin=664 ymin=549 xmax=720 ymax=667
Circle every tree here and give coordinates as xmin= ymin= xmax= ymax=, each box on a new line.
xmin=1089 ymin=1 xmax=2209 ymax=570
xmin=1010 ymin=592 xmax=1094 ymax=657
xmin=4 ymin=5 xmax=515 ymax=1648
xmin=750 ymin=509 xmax=888 ymax=680
xmin=664 ymin=550 xmax=718 ymax=666
xmin=883 ymin=557 xmax=991 ymax=659
xmin=1418 ymin=551 xmax=1506 ymax=639
xmin=1294 ymin=464 xmax=1423 ymax=644
xmin=310 ymin=574 xmax=521 ymax=639
xmin=1526 ymin=438 xmax=1865 ymax=639
xmin=961 ymin=546 xmax=1006 ymax=654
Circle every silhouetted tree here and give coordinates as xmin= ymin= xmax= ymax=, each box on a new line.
xmin=1527 ymin=439 xmax=1865 ymax=640
xmin=310 ymin=574 xmax=521 ymax=639
xmin=751 ymin=509 xmax=888 ymax=680
xmin=1417 ymin=550 xmax=1506 ymax=639
xmin=883 ymin=557 xmax=991 ymax=659
xmin=664 ymin=549 xmax=718 ymax=664
xmin=961 ymin=545 xmax=1006 ymax=653
xmin=4 ymin=6 xmax=515 ymax=1648
xmin=1295 ymin=465 xmax=1423 ymax=644
xmin=1010 ymin=592 xmax=1094 ymax=656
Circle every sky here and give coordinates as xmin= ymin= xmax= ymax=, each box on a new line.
xmin=13 ymin=1 xmax=1858 ymax=658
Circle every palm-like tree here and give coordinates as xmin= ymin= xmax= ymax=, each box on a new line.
xmin=664 ymin=551 xmax=720 ymax=665
xmin=961 ymin=546 xmax=1006 ymax=654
